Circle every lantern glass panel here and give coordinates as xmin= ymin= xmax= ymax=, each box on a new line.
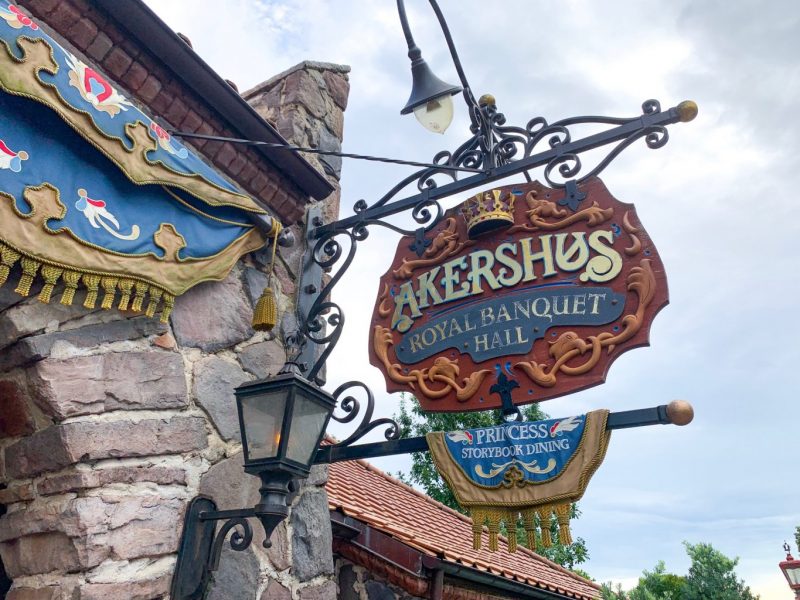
xmin=285 ymin=394 xmax=329 ymax=466
xmin=787 ymin=565 xmax=800 ymax=585
xmin=240 ymin=391 xmax=287 ymax=461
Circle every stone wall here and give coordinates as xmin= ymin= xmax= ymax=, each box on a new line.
xmin=0 ymin=60 xmax=349 ymax=600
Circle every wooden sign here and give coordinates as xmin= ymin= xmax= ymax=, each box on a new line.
xmin=368 ymin=178 xmax=668 ymax=413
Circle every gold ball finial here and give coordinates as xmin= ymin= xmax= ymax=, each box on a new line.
xmin=479 ymin=94 xmax=496 ymax=107
xmin=677 ymin=100 xmax=698 ymax=123
xmin=666 ymin=400 xmax=694 ymax=426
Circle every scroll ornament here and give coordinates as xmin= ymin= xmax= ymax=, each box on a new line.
xmin=426 ymin=410 xmax=611 ymax=552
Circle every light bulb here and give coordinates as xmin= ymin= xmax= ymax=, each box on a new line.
xmin=413 ymin=94 xmax=454 ymax=134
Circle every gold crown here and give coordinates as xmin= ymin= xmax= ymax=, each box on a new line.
xmin=460 ymin=189 xmax=516 ymax=238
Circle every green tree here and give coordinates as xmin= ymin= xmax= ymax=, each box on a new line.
xmin=628 ymin=561 xmax=684 ymax=600
xmin=600 ymin=543 xmax=758 ymax=600
xmin=394 ymin=395 xmax=589 ymax=569
xmin=682 ymin=542 xmax=758 ymax=600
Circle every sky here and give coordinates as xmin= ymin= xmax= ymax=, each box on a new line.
xmin=147 ymin=1 xmax=800 ymax=596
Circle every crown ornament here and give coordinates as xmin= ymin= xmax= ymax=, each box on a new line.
xmin=460 ymin=189 xmax=516 ymax=238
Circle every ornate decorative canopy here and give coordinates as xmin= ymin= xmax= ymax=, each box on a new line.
xmin=0 ymin=2 xmax=269 ymax=321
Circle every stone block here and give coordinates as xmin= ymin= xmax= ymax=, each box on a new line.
xmin=243 ymin=266 xmax=269 ymax=306
xmin=299 ymin=580 xmax=337 ymax=600
xmin=199 ymin=453 xmax=259 ymax=511
xmin=283 ymin=70 xmax=327 ymax=119
xmin=291 ymin=489 xmax=333 ymax=581
xmin=0 ymin=483 xmax=34 ymax=504
xmin=28 ymin=351 xmax=187 ymax=419
xmin=38 ymin=465 xmax=186 ymax=496
xmin=72 ymin=574 xmax=170 ymax=600
xmin=6 ymin=417 xmax=207 ymax=478
xmin=0 ymin=532 xmax=81 ymax=577
xmin=206 ymin=545 xmax=260 ymax=600
xmin=6 ymin=587 xmax=61 ymax=600
xmin=365 ymin=580 xmax=397 ymax=600
xmin=193 ymin=356 xmax=249 ymax=441
xmin=0 ymin=372 xmax=37 ymax=437
xmin=0 ymin=299 xmax=89 ymax=350
xmin=318 ymin=127 xmax=342 ymax=179
xmin=267 ymin=520 xmax=290 ymax=571
xmin=237 ymin=340 xmax=286 ymax=379
xmin=0 ymin=316 xmax=167 ymax=372
xmin=171 ymin=270 xmax=254 ymax=352
xmin=323 ymin=71 xmax=349 ymax=110
xmin=339 ymin=564 xmax=359 ymax=600
xmin=261 ymin=580 xmax=291 ymax=600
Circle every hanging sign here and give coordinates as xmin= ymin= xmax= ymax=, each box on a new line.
xmin=426 ymin=410 xmax=611 ymax=552
xmin=368 ymin=178 xmax=668 ymax=412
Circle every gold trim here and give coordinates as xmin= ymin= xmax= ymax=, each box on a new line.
xmin=0 ymin=35 xmax=265 ymax=214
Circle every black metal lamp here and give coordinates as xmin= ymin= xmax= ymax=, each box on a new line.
xmin=397 ymin=0 xmax=462 ymax=133
xmin=780 ymin=542 xmax=800 ymax=598
xmin=235 ymin=363 xmax=336 ymax=545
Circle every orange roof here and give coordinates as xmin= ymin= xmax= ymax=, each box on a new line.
xmin=327 ymin=457 xmax=601 ymax=600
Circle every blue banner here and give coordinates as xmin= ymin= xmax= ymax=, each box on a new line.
xmin=443 ymin=415 xmax=587 ymax=488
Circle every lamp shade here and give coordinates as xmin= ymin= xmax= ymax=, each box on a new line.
xmin=401 ymin=58 xmax=461 ymax=117
xmin=235 ymin=371 xmax=335 ymax=477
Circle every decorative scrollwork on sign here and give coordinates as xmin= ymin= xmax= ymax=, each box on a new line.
xmin=373 ymin=326 xmax=491 ymax=402
xmin=513 ymin=258 xmax=657 ymax=387
xmin=507 ymin=191 xmax=614 ymax=234
xmin=392 ymin=217 xmax=475 ymax=280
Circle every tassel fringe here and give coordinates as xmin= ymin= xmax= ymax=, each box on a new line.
xmin=252 ymin=219 xmax=283 ymax=331
xmin=0 ymin=242 xmax=174 ymax=322
xmin=469 ymin=503 xmax=575 ymax=554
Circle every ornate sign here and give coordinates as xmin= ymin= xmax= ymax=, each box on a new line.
xmin=368 ymin=178 xmax=668 ymax=412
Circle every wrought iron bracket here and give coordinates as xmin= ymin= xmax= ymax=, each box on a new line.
xmin=169 ymin=497 xmax=256 ymax=600
xmin=295 ymin=203 xmax=325 ymax=384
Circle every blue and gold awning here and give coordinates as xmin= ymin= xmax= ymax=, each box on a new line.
xmin=0 ymin=2 xmax=272 ymax=321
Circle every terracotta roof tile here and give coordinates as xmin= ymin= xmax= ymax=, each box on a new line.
xmin=327 ymin=457 xmax=600 ymax=600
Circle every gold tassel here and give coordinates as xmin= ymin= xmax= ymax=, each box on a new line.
xmin=506 ymin=509 xmax=518 ymax=553
xmin=0 ymin=243 xmax=21 ymax=287
xmin=83 ymin=274 xmax=101 ymax=309
xmin=60 ymin=270 xmax=81 ymax=306
xmin=15 ymin=257 xmax=40 ymax=296
xmin=117 ymin=279 xmax=135 ymax=310
xmin=37 ymin=265 xmax=63 ymax=303
xmin=522 ymin=508 xmax=537 ymax=549
xmin=100 ymin=277 xmax=118 ymax=310
xmin=145 ymin=287 xmax=163 ymax=318
xmin=253 ymin=286 xmax=277 ymax=331
xmin=555 ymin=503 xmax=572 ymax=546
xmin=471 ymin=508 xmax=485 ymax=550
xmin=131 ymin=281 xmax=148 ymax=312
xmin=538 ymin=506 xmax=553 ymax=548
xmin=486 ymin=509 xmax=502 ymax=552
xmin=252 ymin=220 xmax=282 ymax=331
xmin=160 ymin=293 xmax=175 ymax=323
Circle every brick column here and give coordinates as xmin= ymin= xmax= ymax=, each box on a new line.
xmin=0 ymin=61 xmax=348 ymax=600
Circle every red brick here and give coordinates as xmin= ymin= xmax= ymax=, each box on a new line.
xmin=66 ymin=17 xmax=98 ymax=51
xmin=192 ymin=122 xmax=215 ymax=150
xmin=137 ymin=74 xmax=162 ymax=103
xmin=118 ymin=37 xmax=141 ymax=61
xmin=24 ymin=0 xmax=60 ymax=16
xmin=45 ymin=1 xmax=81 ymax=32
xmin=103 ymin=47 xmax=133 ymax=79
xmin=266 ymin=186 xmax=288 ymax=210
xmin=249 ymin=173 xmax=270 ymax=196
xmin=180 ymin=109 xmax=203 ymax=133
xmin=163 ymin=97 xmax=189 ymax=127
xmin=85 ymin=30 xmax=113 ymax=62
xmin=121 ymin=61 xmax=148 ymax=92
xmin=237 ymin=159 xmax=259 ymax=184
xmin=150 ymin=89 xmax=173 ymax=115
xmin=226 ymin=152 xmax=246 ymax=177
xmin=215 ymin=142 xmax=236 ymax=169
